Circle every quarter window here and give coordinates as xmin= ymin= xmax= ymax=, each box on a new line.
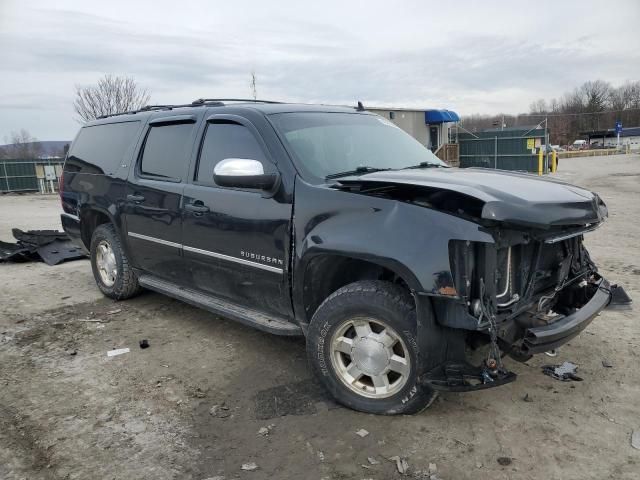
xmin=140 ymin=123 xmax=194 ymax=180
xmin=66 ymin=121 xmax=140 ymax=175
xmin=196 ymin=122 xmax=267 ymax=185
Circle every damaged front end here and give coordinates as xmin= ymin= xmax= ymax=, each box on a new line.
xmin=424 ymin=230 xmax=614 ymax=391
xmin=334 ymin=169 xmax=630 ymax=392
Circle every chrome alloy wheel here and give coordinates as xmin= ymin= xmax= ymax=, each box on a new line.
xmin=330 ymin=316 xmax=411 ymax=399
xmin=95 ymin=240 xmax=117 ymax=287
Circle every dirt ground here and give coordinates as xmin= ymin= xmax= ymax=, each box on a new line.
xmin=1 ymin=155 xmax=638 ymax=480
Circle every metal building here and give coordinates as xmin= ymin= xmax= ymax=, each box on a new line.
xmin=366 ymin=107 xmax=461 ymax=165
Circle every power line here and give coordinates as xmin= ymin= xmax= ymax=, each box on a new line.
xmin=501 ymin=107 xmax=640 ymax=118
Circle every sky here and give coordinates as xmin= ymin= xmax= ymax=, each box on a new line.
xmin=1 ymin=0 xmax=639 ymax=141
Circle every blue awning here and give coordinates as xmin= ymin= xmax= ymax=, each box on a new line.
xmin=425 ymin=109 xmax=460 ymax=124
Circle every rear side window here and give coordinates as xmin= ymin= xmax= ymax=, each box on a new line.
xmin=65 ymin=121 xmax=140 ymax=174
xmin=196 ymin=122 xmax=267 ymax=185
xmin=140 ymin=123 xmax=194 ymax=180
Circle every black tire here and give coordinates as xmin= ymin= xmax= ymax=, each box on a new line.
xmin=306 ymin=280 xmax=437 ymax=415
xmin=90 ymin=223 xmax=141 ymax=300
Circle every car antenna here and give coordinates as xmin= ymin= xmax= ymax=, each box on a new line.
xmin=356 ymin=101 xmax=365 ymax=111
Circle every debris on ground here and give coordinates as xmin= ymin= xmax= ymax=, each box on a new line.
xmin=187 ymin=386 xmax=207 ymax=398
xmin=523 ymin=393 xmax=533 ymax=402
xmin=107 ymin=347 xmax=130 ymax=357
xmin=542 ymin=361 xmax=583 ymax=382
xmin=388 ymin=456 xmax=409 ymax=474
xmin=209 ymin=404 xmax=231 ymax=418
xmin=602 ymin=359 xmax=614 ymax=368
xmin=0 ymin=228 xmax=85 ymax=265
xmin=257 ymin=424 xmax=275 ymax=436
xmin=367 ymin=457 xmax=379 ymax=465
xmin=497 ymin=456 xmax=512 ymax=466
xmin=632 ymin=430 xmax=640 ymax=450
xmin=139 ymin=339 xmax=150 ymax=349
xmin=241 ymin=462 xmax=258 ymax=471
xmin=79 ymin=317 xmax=109 ymax=323
xmin=355 ymin=428 xmax=369 ymax=438
xmin=107 ymin=308 xmax=122 ymax=315
xmin=428 ymin=463 xmax=437 ymax=475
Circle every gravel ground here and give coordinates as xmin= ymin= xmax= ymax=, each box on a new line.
xmin=1 ymin=154 xmax=638 ymax=480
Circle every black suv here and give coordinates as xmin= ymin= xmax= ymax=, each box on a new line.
xmin=61 ymin=99 xmax=612 ymax=414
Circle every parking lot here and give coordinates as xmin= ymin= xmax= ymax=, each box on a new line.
xmin=1 ymin=154 xmax=638 ymax=480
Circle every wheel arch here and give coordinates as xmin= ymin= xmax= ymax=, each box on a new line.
xmin=79 ymin=206 xmax=121 ymax=251
xmin=295 ymin=252 xmax=421 ymax=325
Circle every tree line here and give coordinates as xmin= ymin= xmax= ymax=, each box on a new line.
xmin=460 ymin=80 xmax=640 ymax=145
xmin=0 ymin=130 xmax=46 ymax=159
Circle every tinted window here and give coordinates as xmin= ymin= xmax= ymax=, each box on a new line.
xmin=140 ymin=123 xmax=194 ymax=180
xmin=65 ymin=121 xmax=140 ymax=174
xmin=196 ymin=122 xmax=267 ymax=185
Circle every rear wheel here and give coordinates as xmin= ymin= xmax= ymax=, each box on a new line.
xmin=306 ymin=280 xmax=437 ymax=415
xmin=90 ymin=223 xmax=141 ymax=300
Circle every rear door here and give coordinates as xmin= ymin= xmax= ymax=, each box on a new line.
xmin=124 ymin=114 xmax=199 ymax=281
xmin=181 ymin=114 xmax=293 ymax=317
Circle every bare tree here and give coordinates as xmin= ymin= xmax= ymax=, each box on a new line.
xmin=1 ymin=129 xmax=42 ymax=159
xmin=529 ymin=98 xmax=547 ymax=114
xmin=73 ymin=74 xmax=151 ymax=122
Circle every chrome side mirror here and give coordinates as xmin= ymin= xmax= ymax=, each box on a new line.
xmin=213 ymin=158 xmax=278 ymax=189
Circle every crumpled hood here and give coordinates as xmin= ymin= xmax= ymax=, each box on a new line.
xmin=336 ymin=167 xmax=608 ymax=229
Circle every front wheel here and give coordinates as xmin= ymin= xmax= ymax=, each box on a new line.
xmin=306 ymin=280 xmax=437 ymax=415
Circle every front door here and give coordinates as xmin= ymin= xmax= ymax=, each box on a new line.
xmin=429 ymin=126 xmax=439 ymax=152
xmin=124 ymin=116 xmax=198 ymax=281
xmin=181 ymin=116 xmax=293 ymax=317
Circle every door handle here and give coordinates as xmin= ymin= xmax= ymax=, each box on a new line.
xmin=185 ymin=201 xmax=210 ymax=214
xmin=126 ymin=194 xmax=145 ymax=203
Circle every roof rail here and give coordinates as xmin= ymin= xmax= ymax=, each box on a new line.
xmin=95 ymin=98 xmax=283 ymax=120
xmin=191 ymin=98 xmax=283 ymax=105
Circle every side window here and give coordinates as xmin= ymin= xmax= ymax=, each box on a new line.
xmin=140 ymin=123 xmax=194 ymax=180
xmin=196 ymin=122 xmax=268 ymax=185
xmin=65 ymin=121 xmax=140 ymax=175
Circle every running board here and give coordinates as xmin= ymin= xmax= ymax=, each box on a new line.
xmin=138 ymin=275 xmax=302 ymax=336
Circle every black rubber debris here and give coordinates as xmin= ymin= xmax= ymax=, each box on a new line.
xmin=139 ymin=339 xmax=150 ymax=349
xmin=0 ymin=229 xmax=86 ymax=265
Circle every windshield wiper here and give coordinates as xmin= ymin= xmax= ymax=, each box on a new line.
xmin=402 ymin=162 xmax=448 ymax=170
xmin=325 ymin=166 xmax=392 ymax=180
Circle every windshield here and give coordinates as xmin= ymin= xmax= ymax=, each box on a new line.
xmin=270 ymin=112 xmax=447 ymax=182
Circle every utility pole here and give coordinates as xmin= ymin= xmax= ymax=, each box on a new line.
xmin=250 ymin=71 xmax=257 ymax=100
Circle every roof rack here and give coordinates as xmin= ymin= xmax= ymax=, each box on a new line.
xmin=191 ymin=98 xmax=283 ymax=105
xmin=96 ymin=98 xmax=283 ymax=120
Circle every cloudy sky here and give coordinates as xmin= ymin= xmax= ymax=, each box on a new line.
xmin=1 ymin=0 xmax=639 ymax=141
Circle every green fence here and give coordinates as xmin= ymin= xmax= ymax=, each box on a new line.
xmin=0 ymin=158 xmax=64 ymax=193
xmin=458 ymin=127 xmax=547 ymax=173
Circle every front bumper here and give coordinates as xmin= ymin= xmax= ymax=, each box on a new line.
xmin=522 ymin=277 xmax=611 ymax=354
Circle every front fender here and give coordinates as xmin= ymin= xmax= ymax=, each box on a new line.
xmin=292 ymin=178 xmax=495 ymax=301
